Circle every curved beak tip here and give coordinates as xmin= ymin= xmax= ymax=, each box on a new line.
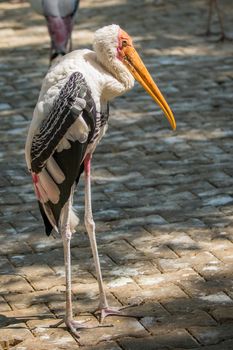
xmin=171 ymin=119 xmax=176 ymax=131
xmin=122 ymin=46 xmax=177 ymax=132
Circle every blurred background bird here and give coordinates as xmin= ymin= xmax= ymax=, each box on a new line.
xmin=28 ymin=0 xmax=80 ymax=61
xmin=206 ymin=0 xmax=232 ymax=41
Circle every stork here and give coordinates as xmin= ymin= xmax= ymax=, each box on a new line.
xmin=28 ymin=0 xmax=79 ymax=61
xmin=25 ymin=24 xmax=176 ymax=337
xmin=206 ymin=0 xmax=232 ymax=41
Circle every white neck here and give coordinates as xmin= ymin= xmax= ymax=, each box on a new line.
xmin=93 ymin=24 xmax=135 ymax=101
xmin=99 ymin=55 xmax=135 ymax=101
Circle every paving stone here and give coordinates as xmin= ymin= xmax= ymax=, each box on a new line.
xmin=0 ymin=241 xmax=32 ymax=256
xmin=211 ymin=307 xmax=233 ymax=322
xmin=188 ymin=324 xmax=233 ymax=346
xmin=82 ymin=342 xmax=122 ymax=350
xmin=140 ymin=310 xmax=216 ymax=334
xmin=0 ymin=275 xmax=34 ymax=294
xmin=0 ymin=305 xmax=53 ymax=329
xmin=113 ymin=301 xmax=169 ymax=319
xmin=163 ymin=291 xmax=233 ymax=315
xmin=114 ymin=283 xmax=188 ymax=306
xmin=10 ymin=338 xmax=80 ymax=350
xmin=128 ymin=235 xmax=177 ymax=259
xmin=212 ymin=247 xmax=233 ymax=264
xmin=101 ymin=239 xmax=143 ymax=264
xmin=119 ymin=329 xmax=199 ymax=349
xmin=0 ymin=322 xmax=33 ymax=343
xmin=195 ymin=262 xmax=233 ymax=281
xmin=0 ymin=257 xmax=15 ymax=274
xmin=27 ymin=318 xmax=79 ymax=347
xmin=1 ymin=0 xmax=233 ymax=348
xmin=201 ymin=238 xmax=233 ymax=253
xmin=0 ymin=295 xmax=11 ymax=312
xmin=5 ymin=289 xmax=65 ymax=310
xmin=166 ymin=232 xmax=199 ymax=256
xmin=173 ymin=339 xmax=233 ymax=350
xmin=157 ymin=251 xmax=219 ymax=272
xmin=119 ymin=336 xmax=170 ymax=350
xmin=180 ymin=277 xmax=233 ymax=299
xmin=77 ymin=315 xmax=148 ymax=346
xmin=135 ymin=268 xmax=202 ymax=289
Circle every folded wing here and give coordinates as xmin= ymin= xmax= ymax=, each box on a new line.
xmin=29 ymin=71 xmax=96 ymax=234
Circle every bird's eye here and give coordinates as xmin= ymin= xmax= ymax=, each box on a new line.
xmin=122 ymin=40 xmax=128 ymax=47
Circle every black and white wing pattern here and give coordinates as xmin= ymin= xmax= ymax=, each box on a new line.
xmin=91 ymin=102 xmax=109 ymax=143
xmin=29 ymin=71 xmax=96 ymax=235
xmin=31 ymin=71 xmax=95 ymax=173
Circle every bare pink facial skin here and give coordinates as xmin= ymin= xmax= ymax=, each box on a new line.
xmin=116 ymin=28 xmax=133 ymax=61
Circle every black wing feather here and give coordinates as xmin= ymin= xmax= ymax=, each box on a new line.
xmin=31 ymin=72 xmax=95 ymax=173
xmin=30 ymin=72 xmax=96 ymax=235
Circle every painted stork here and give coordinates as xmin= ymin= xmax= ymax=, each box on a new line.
xmin=206 ymin=0 xmax=232 ymax=41
xmin=29 ymin=0 xmax=80 ymax=61
xmin=25 ymin=24 xmax=176 ymax=337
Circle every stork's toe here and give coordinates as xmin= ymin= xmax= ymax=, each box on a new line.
xmin=95 ymin=304 xmax=140 ymax=324
xmin=65 ymin=318 xmax=92 ymax=338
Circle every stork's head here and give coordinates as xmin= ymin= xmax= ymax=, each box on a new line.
xmin=94 ymin=25 xmax=176 ymax=130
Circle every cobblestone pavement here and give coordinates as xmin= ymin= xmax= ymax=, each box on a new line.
xmin=0 ymin=0 xmax=233 ymax=348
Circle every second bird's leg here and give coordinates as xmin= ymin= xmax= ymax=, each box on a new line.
xmin=84 ymin=154 xmax=136 ymax=322
xmin=68 ymin=35 xmax=73 ymax=52
xmin=215 ymin=0 xmax=232 ymax=41
xmin=206 ymin=0 xmax=214 ymax=36
xmin=206 ymin=0 xmax=232 ymax=41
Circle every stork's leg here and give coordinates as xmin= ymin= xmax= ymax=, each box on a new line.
xmin=205 ymin=0 xmax=232 ymax=41
xmin=199 ymin=0 xmax=215 ymax=37
xmin=49 ymin=45 xmax=53 ymax=63
xmin=206 ymin=0 xmax=214 ymax=36
xmin=84 ymin=154 xmax=138 ymax=322
xmin=69 ymin=35 xmax=73 ymax=52
xmin=199 ymin=0 xmax=216 ymax=38
xmin=53 ymin=196 xmax=95 ymax=337
xmin=84 ymin=155 xmax=108 ymax=311
xmin=215 ymin=0 xmax=232 ymax=41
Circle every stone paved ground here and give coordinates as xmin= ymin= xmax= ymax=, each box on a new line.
xmin=0 ymin=0 xmax=233 ymax=348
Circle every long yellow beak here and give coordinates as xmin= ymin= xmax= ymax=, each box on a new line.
xmin=122 ymin=45 xmax=176 ymax=130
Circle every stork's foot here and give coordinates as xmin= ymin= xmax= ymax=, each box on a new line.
xmin=50 ymin=318 xmax=91 ymax=338
xmin=197 ymin=30 xmax=220 ymax=38
xmin=95 ymin=304 xmax=139 ymax=323
xmin=200 ymin=30 xmax=233 ymax=42
xmin=216 ymin=33 xmax=233 ymax=42
xmin=196 ymin=29 xmax=215 ymax=37
xmin=206 ymin=29 xmax=212 ymax=36
xmin=66 ymin=319 xmax=92 ymax=338
xmin=50 ymin=317 xmax=112 ymax=338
